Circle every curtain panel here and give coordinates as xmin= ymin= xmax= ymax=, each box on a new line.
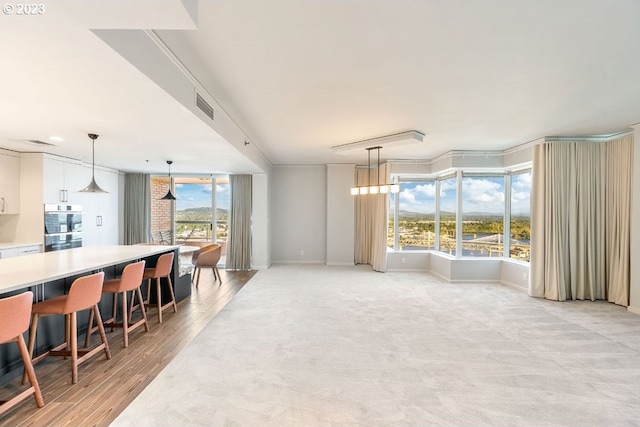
xmin=226 ymin=174 xmax=252 ymax=270
xmin=354 ymin=164 xmax=389 ymax=272
xmin=123 ymin=173 xmax=150 ymax=245
xmin=530 ymin=136 xmax=633 ymax=306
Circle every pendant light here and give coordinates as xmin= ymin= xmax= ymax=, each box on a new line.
xmin=350 ymin=146 xmax=399 ymax=196
xmin=160 ymin=160 xmax=176 ymax=200
xmin=78 ymin=133 xmax=109 ymax=193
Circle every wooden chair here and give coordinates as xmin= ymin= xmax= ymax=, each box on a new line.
xmin=0 ymin=292 xmax=44 ymax=415
xmin=141 ymin=252 xmax=177 ymax=323
xmin=193 ymin=244 xmax=222 ymax=288
xmin=26 ymin=272 xmax=111 ymax=385
xmin=85 ymin=261 xmax=148 ymax=348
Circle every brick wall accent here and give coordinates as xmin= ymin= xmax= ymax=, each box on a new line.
xmin=150 ymin=177 xmax=173 ymax=243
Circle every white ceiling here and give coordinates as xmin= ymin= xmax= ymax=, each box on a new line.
xmin=1 ymin=0 xmax=640 ymax=174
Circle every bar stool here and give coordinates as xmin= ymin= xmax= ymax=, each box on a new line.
xmin=0 ymin=292 xmax=44 ymax=415
xmin=26 ymin=272 xmax=111 ymax=385
xmin=140 ymin=252 xmax=177 ymax=323
xmin=85 ymin=260 xmax=148 ymax=349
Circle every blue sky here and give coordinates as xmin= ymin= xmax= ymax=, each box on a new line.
xmin=175 ymin=181 xmax=229 ymax=211
xmin=397 ymin=172 xmax=531 ymax=215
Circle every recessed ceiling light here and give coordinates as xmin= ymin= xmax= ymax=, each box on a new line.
xmin=48 ymin=136 xmax=64 ymax=142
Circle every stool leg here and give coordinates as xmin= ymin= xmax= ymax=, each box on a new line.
xmin=156 ymin=277 xmax=163 ymax=323
xmin=121 ymin=291 xmax=129 ymax=348
xmin=70 ymin=311 xmax=78 ymax=384
xmin=93 ymin=304 xmax=111 ymax=360
xmin=111 ymin=293 xmax=117 ymax=332
xmin=196 ymin=267 xmax=201 ymax=288
xmin=84 ymin=307 xmax=95 ymax=348
xmin=22 ymin=313 xmax=39 ymax=385
xmin=18 ymin=334 xmax=44 ymax=407
xmin=167 ymin=275 xmax=177 ymax=313
xmin=136 ymin=286 xmax=149 ymax=332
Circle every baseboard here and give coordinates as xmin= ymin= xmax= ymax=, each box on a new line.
xmin=326 ymin=262 xmax=356 ymax=266
xmin=386 ymin=268 xmax=430 ymax=273
xmin=627 ymin=305 xmax=640 ymax=315
xmin=500 ymin=280 xmax=528 ymax=292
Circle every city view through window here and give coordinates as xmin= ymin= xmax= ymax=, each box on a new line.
xmin=388 ymin=170 xmax=531 ymax=261
xmin=174 ymin=177 xmax=229 ymax=253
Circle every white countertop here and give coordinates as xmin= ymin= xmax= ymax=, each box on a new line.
xmin=0 ymin=242 xmax=42 ymax=250
xmin=0 ymin=245 xmax=178 ymax=294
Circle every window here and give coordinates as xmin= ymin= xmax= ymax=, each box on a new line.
xmin=438 ymin=176 xmax=457 ymax=255
xmin=462 ymin=175 xmax=505 ymax=257
xmin=387 ymin=168 xmax=531 ymax=262
xmin=510 ymin=171 xmax=531 ymax=262
xmin=389 ymin=180 xmax=436 ymax=250
xmin=149 ymin=175 xmax=229 ymax=258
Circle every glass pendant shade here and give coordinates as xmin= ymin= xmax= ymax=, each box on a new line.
xmin=78 ymin=133 xmax=109 ymax=194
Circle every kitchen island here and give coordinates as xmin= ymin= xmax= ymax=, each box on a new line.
xmin=0 ymin=245 xmax=191 ymax=376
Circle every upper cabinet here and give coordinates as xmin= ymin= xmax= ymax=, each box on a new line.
xmin=43 ymin=156 xmax=86 ymax=204
xmin=0 ymin=150 xmax=20 ymax=214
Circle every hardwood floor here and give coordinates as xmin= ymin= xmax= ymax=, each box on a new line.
xmin=0 ymin=268 xmax=257 ymax=427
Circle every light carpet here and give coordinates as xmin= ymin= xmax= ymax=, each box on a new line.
xmin=111 ymin=264 xmax=640 ymax=426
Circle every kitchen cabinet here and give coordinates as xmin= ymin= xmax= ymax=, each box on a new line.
xmin=43 ymin=156 xmax=86 ymax=204
xmin=16 ymin=153 xmax=121 ymax=248
xmin=42 ymin=155 xmax=119 ymax=247
xmin=0 ymin=243 xmax=41 ymax=259
xmin=0 ymin=150 xmax=20 ymax=214
xmin=76 ymin=167 xmax=119 ymax=247
xmin=0 ymin=247 xmax=19 ymax=259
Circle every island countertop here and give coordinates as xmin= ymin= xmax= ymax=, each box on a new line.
xmin=0 ymin=245 xmax=178 ymax=294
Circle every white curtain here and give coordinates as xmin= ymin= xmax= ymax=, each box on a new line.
xmin=530 ymin=136 xmax=632 ymax=306
xmin=605 ymin=136 xmax=633 ymax=305
xmin=226 ymin=174 xmax=252 ymax=270
xmin=124 ymin=173 xmax=150 ymax=245
xmin=354 ymin=164 xmax=389 ymax=272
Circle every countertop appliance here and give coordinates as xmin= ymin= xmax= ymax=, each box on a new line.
xmin=44 ymin=204 xmax=83 ymax=252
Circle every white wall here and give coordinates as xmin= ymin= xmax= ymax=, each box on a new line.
xmin=252 ymin=174 xmax=270 ymax=269
xmin=271 ymin=166 xmax=327 ymax=263
xmin=326 ymin=164 xmax=355 ymax=265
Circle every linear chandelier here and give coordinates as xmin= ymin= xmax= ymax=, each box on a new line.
xmin=351 ymin=146 xmax=400 ymax=196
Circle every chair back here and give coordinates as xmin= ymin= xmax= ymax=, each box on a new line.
xmin=0 ymin=292 xmax=33 ymax=343
xmin=64 ymin=272 xmax=105 ymax=313
xmin=117 ymin=260 xmax=146 ymax=292
xmin=153 ymin=252 xmax=174 ymax=277
xmin=196 ymin=244 xmax=222 ymax=268
xmin=191 ymin=244 xmax=218 ymax=264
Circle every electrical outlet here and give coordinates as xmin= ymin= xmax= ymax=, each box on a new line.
xmin=401 ymin=257 xmax=406 ymax=264
xmin=300 ymin=250 xmax=304 ymax=256
xmin=522 ymin=272 xmax=528 ymax=281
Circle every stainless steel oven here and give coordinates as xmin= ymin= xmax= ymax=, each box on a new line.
xmin=44 ymin=204 xmax=83 ymax=252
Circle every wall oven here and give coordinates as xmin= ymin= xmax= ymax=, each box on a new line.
xmin=44 ymin=204 xmax=83 ymax=252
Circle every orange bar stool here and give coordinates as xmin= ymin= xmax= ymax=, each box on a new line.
xmin=141 ymin=252 xmax=177 ymax=323
xmin=85 ymin=260 xmax=148 ymax=348
xmin=26 ymin=272 xmax=111 ymax=385
xmin=0 ymin=292 xmax=44 ymax=416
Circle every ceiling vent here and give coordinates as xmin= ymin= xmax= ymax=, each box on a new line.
xmin=195 ymin=92 xmax=214 ymax=121
xmin=18 ymin=139 xmax=56 ymax=146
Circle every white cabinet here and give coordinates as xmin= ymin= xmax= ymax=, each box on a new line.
xmin=77 ymin=168 xmax=119 ymax=247
xmin=0 ymin=151 xmax=20 ymax=214
xmin=0 ymin=247 xmax=19 ymax=259
xmin=43 ymin=157 xmax=87 ymax=204
xmin=0 ymin=243 xmax=40 ymax=259
xmin=18 ymin=245 xmax=41 ymax=256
